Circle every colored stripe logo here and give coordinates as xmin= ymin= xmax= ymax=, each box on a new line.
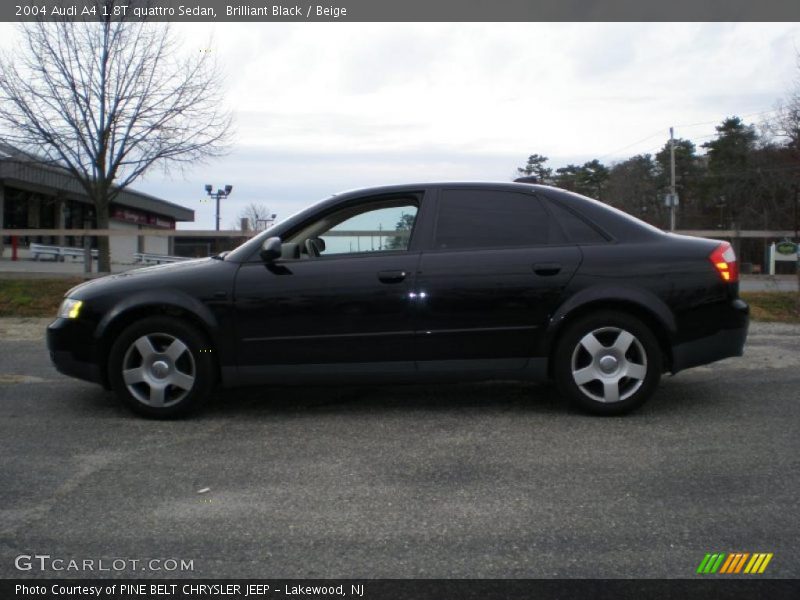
xmin=697 ymin=552 xmax=773 ymax=574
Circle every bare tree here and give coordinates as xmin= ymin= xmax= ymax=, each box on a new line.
xmin=770 ymin=85 xmax=800 ymax=157
xmin=237 ymin=202 xmax=275 ymax=231
xmin=0 ymin=3 xmax=232 ymax=271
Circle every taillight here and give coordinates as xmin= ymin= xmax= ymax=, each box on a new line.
xmin=709 ymin=242 xmax=739 ymax=283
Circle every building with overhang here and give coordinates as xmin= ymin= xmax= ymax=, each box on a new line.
xmin=0 ymin=142 xmax=194 ymax=262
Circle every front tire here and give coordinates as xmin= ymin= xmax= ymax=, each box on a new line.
xmin=108 ymin=317 xmax=215 ymax=418
xmin=554 ymin=310 xmax=662 ymax=415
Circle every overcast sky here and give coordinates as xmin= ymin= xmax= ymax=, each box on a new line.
xmin=3 ymin=22 xmax=800 ymax=229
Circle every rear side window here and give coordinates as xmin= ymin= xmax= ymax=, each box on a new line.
xmin=435 ymin=190 xmax=563 ymax=250
xmin=545 ymin=199 xmax=609 ymax=244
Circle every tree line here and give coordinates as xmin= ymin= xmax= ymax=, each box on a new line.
xmin=517 ymin=104 xmax=800 ymax=235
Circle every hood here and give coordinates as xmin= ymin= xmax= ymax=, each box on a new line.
xmin=65 ymin=257 xmax=222 ymax=299
xmin=108 ymin=257 xmax=212 ymax=279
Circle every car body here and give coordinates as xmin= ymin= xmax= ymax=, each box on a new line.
xmin=47 ymin=182 xmax=749 ymax=417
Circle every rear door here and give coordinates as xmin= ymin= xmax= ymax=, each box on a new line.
xmin=414 ymin=187 xmax=582 ymax=369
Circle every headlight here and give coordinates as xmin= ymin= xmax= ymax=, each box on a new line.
xmin=57 ymin=298 xmax=83 ymax=319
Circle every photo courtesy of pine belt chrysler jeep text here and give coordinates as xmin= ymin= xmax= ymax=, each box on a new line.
xmin=47 ymin=182 xmax=749 ymax=418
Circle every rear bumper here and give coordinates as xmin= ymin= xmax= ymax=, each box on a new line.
xmin=46 ymin=318 xmax=103 ymax=385
xmin=671 ymin=299 xmax=749 ymax=373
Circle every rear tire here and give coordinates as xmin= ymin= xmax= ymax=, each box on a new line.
xmin=553 ymin=310 xmax=662 ymax=415
xmin=108 ymin=317 xmax=215 ymax=419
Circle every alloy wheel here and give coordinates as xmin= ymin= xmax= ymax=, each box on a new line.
xmin=121 ymin=333 xmax=196 ymax=407
xmin=570 ymin=326 xmax=648 ymax=403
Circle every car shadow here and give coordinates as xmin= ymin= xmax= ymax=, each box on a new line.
xmin=200 ymin=374 xmax=737 ymax=421
xmin=203 ymin=380 xmax=567 ymax=418
xmin=58 ymin=375 xmax=723 ymax=421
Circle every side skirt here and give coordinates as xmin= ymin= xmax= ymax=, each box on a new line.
xmin=222 ymin=358 xmax=549 ymax=387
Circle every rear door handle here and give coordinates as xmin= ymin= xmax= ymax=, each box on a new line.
xmin=533 ymin=262 xmax=562 ymax=276
xmin=378 ymin=270 xmax=407 ymax=284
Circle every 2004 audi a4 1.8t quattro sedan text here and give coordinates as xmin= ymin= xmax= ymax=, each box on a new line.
xmin=47 ymin=182 xmax=749 ymax=418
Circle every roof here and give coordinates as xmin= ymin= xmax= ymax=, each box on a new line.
xmin=331 ymin=180 xmax=548 ymax=198
xmin=0 ymin=141 xmax=194 ymax=222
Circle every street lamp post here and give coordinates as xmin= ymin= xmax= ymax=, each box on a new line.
xmin=205 ymin=184 xmax=233 ymax=231
xmin=255 ymin=214 xmax=277 ymax=231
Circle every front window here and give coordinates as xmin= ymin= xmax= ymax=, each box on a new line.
xmin=287 ymin=198 xmax=418 ymax=258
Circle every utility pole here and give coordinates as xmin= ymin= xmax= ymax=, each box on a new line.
xmin=669 ymin=126 xmax=677 ymax=232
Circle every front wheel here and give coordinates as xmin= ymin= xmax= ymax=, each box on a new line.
xmin=108 ymin=317 xmax=215 ymax=418
xmin=553 ymin=311 xmax=662 ymax=415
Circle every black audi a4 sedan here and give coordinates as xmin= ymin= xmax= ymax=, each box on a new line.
xmin=47 ymin=182 xmax=749 ymax=418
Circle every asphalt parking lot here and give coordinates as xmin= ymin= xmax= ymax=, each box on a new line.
xmin=0 ymin=319 xmax=798 ymax=579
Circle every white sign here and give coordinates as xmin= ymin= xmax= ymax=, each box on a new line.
xmin=768 ymin=241 xmax=799 ymax=274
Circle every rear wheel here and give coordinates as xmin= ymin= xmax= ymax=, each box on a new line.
xmin=554 ymin=310 xmax=662 ymax=415
xmin=108 ymin=317 xmax=215 ymax=418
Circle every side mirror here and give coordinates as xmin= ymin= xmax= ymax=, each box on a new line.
xmin=260 ymin=237 xmax=282 ymax=262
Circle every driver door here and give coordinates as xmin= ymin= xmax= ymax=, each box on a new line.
xmin=233 ymin=194 xmax=425 ymax=380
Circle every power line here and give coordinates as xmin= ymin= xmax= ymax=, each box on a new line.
xmin=595 ymin=108 xmax=779 ymax=163
xmin=616 ymin=131 xmax=777 ymax=162
xmin=675 ymin=108 xmax=779 ymax=129
xmin=596 ymin=129 xmax=667 ymax=161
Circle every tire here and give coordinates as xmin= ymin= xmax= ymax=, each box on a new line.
xmin=108 ymin=316 xmax=216 ymax=419
xmin=553 ymin=310 xmax=662 ymax=416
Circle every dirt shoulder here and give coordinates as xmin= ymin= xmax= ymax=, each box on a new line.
xmin=0 ymin=318 xmax=54 ymax=341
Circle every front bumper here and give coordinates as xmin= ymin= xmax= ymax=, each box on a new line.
xmin=671 ymin=298 xmax=749 ymax=373
xmin=46 ymin=318 xmax=103 ymax=385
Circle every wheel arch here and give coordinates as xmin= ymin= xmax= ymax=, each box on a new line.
xmin=95 ymin=293 xmax=220 ymax=388
xmin=544 ymin=287 xmax=676 ymax=375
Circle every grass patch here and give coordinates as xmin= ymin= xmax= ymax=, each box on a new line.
xmin=1 ymin=278 xmax=799 ymax=324
xmin=741 ymin=292 xmax=800 ymax=324
xmin=0 ymin=278 xmax=84 ymax=318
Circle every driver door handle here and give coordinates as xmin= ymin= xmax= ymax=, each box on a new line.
xmin=378 ymin=270 xmax=407 ymax=284
xmin=533 ymin=262 xmax=562 ymax=276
